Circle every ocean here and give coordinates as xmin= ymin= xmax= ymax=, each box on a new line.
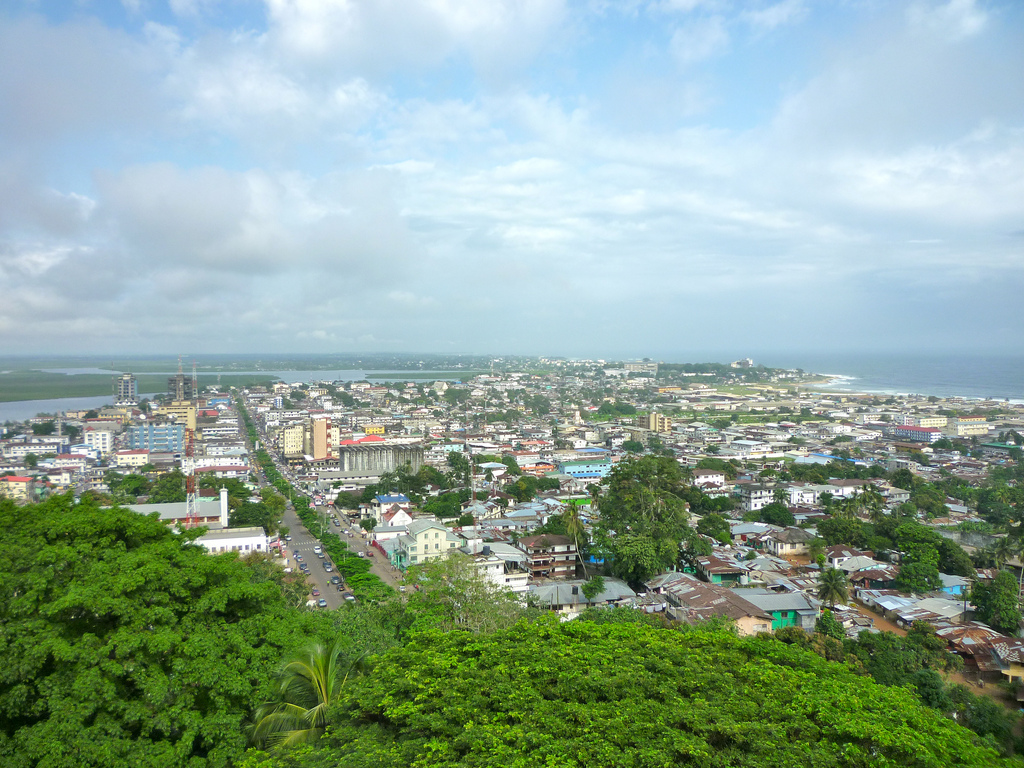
xmin=760 ymin=353 xmax=1024 ymax=402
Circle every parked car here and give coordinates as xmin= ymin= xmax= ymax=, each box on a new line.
xmin=317 ymin=598 xmax=328 ymax=608
xmin=329 ymin=575 xmax=341 ymax=584
xmin=343 ymin=594 xmax=356 ymax=602
xmin=311 ymin=588 xmax=320 ymax=596
xmin=324 ymin=564 xmax=333 ymax=572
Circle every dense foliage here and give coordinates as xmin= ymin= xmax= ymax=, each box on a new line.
xmin=596 ymin=456 xmax=709 ymax=585
xmin=0 ymin=494 xmax=332 ymax=768
xmin=251 ymin=620 xmax=1016 ymax=767
xmin=791 ymin=621 xmax=1018 ymax=753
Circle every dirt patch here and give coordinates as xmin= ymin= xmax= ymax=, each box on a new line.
xmin=849 ymin=598 xmax=907 ymax=636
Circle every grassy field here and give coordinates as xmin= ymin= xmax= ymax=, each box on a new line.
xmin=0 ymin=371 xmax=279 ymax=402
xmin=365 ymin=372 xmax=487 ymax=381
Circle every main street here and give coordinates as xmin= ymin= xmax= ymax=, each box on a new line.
xmin=236 ymin=395 xmax=404 ymax=607
xmin=280 ymin=501 xmax=346 ymax=610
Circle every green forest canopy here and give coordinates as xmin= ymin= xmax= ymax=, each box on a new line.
xmin=250 ymin=620 xmax=1017 ymax=768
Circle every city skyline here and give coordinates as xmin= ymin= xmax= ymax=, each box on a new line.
xmin=1 ymin=0 xmax=1022 ymax=357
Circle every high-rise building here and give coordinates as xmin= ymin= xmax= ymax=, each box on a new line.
xmin=114 ymin=373 xmax=138 ymax=405
xmin=128 ymin=423 xmax=186 ymax=452
xmin=168 ymin=373 xmax=194 ymax=402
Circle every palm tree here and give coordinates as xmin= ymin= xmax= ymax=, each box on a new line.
xmin=863 ymin=487 xmax=887 ymax=525
xmin=992 ymin=536 xmax=1016 ymax=571
xmin=250 ymin=639 xmax=361 ymax=750
xmin=817 ymin=567 xmax=849 ymax=609
xmin=563 ymin=503 xmax=589 ymax=578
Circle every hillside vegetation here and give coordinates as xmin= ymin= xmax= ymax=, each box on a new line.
xmin=1 ymin=495 xmax=1021 ymax=768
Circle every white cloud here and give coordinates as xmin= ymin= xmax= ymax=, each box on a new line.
xmin=908 ymin=0 xmax=987 ymax=41
xmin=263 ymin=0 xmax=567 ymax=79
xmin=669 ymin=15 xmax=728 ymax=65
xmin=741 ymin=0 xmax=806 ymax=31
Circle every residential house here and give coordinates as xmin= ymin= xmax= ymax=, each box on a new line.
xmin=764 ymin=527 xmax=814 ymax=558
xmin=656 ymin=574 xmax=773 ymax=636
xmin=370 ymin=493 xmax=411 ymax=524
xmin=517 ymin=534 xmax=578 ymax=579
xmin=740 ymin=588 xmax=819 ymax=632
xmin=530 ymin=578 xmax=636 ymax=617
xmin=389 ymin=519 xmax=461 ymax=568
xmin=738 ymin=483 xmax=774 ymax=512
xmin=694 ymin=554 xmax=749 ymax=586
xmin=824 ymin=545 xmax=871 ymax=568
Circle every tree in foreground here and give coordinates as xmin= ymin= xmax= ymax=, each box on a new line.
xmin=250 ymin=640 xmax=361 ymax=750
xmin=247 ymin=620 xmax=1015 ymax=767
xmin=0 ymin=494 xmax=331 ymax=768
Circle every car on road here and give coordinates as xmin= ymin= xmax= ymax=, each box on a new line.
xmin=313 ymin=545 xmax=322 ymax=554
xmin=284 ymin=535 xmax=292 ymax=541
xmin=293 ymin=550 xmax=300 ymax=557
xmin=324 ymin=564 xmax=333 ymax=572
xmin=333 ymin=519 xmax=341 ymax=526
xmin=329 ymin=575 xmax=341 ymax=584
xmin=317 ymin=599 xmax=328 ymax=608
xmin=295 ymin=554 xmax=302 ymax=561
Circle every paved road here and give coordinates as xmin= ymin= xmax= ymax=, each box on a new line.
xmin=333 ymin=517 xmax=406 ymax=591
xmin=237 ymin=397 xmax=401 ymax=606
xmin=280 ymin=502 xmax=349 ymax=610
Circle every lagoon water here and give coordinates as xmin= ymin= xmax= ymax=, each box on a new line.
xmin=0 ymin=395 xmax=159 ymax=423
xmin=0 ymin=370 xmax=473 ymax=422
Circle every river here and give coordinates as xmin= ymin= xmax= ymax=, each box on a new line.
xmin=0 ymin=369 xmax=474 ymax=423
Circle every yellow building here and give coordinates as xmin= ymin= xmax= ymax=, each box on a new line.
xmin=402 ymin=520 xmax=461 ymax=566
xmin=363 ymin=423 xmax=386 ymax=436
xmin=158 ymin=401 xmax=197 ymax=430
xmin=281 ymin=424 xmax=304 ymax=458
xmin=643 ymin=412 xmax=672 ymax=434
xmin=113 ymin=449 xmax=151 ymax=468
xmin=949 ymin=416 xmax=990 ymax=437
xmin=0 ymin=476 xmax=34 ymax=502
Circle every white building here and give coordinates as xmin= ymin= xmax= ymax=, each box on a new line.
xmin=196 ymin=526 xmax=269 ymax=555
xmin=84 ymin=429 xmax=114 ymax=456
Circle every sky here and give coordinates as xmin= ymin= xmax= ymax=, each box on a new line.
xmin=1 ymin=0 xmax=1022 ymax=362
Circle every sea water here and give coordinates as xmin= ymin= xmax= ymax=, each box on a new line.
xmin=762 ymin=353 xmax=1024 ymax=401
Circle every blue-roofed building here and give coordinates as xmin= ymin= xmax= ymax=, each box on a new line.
xmin=369 ymin=493 xmax=412 ymax=523
xmin=375 ymin=493 xmax=410 ymax=505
